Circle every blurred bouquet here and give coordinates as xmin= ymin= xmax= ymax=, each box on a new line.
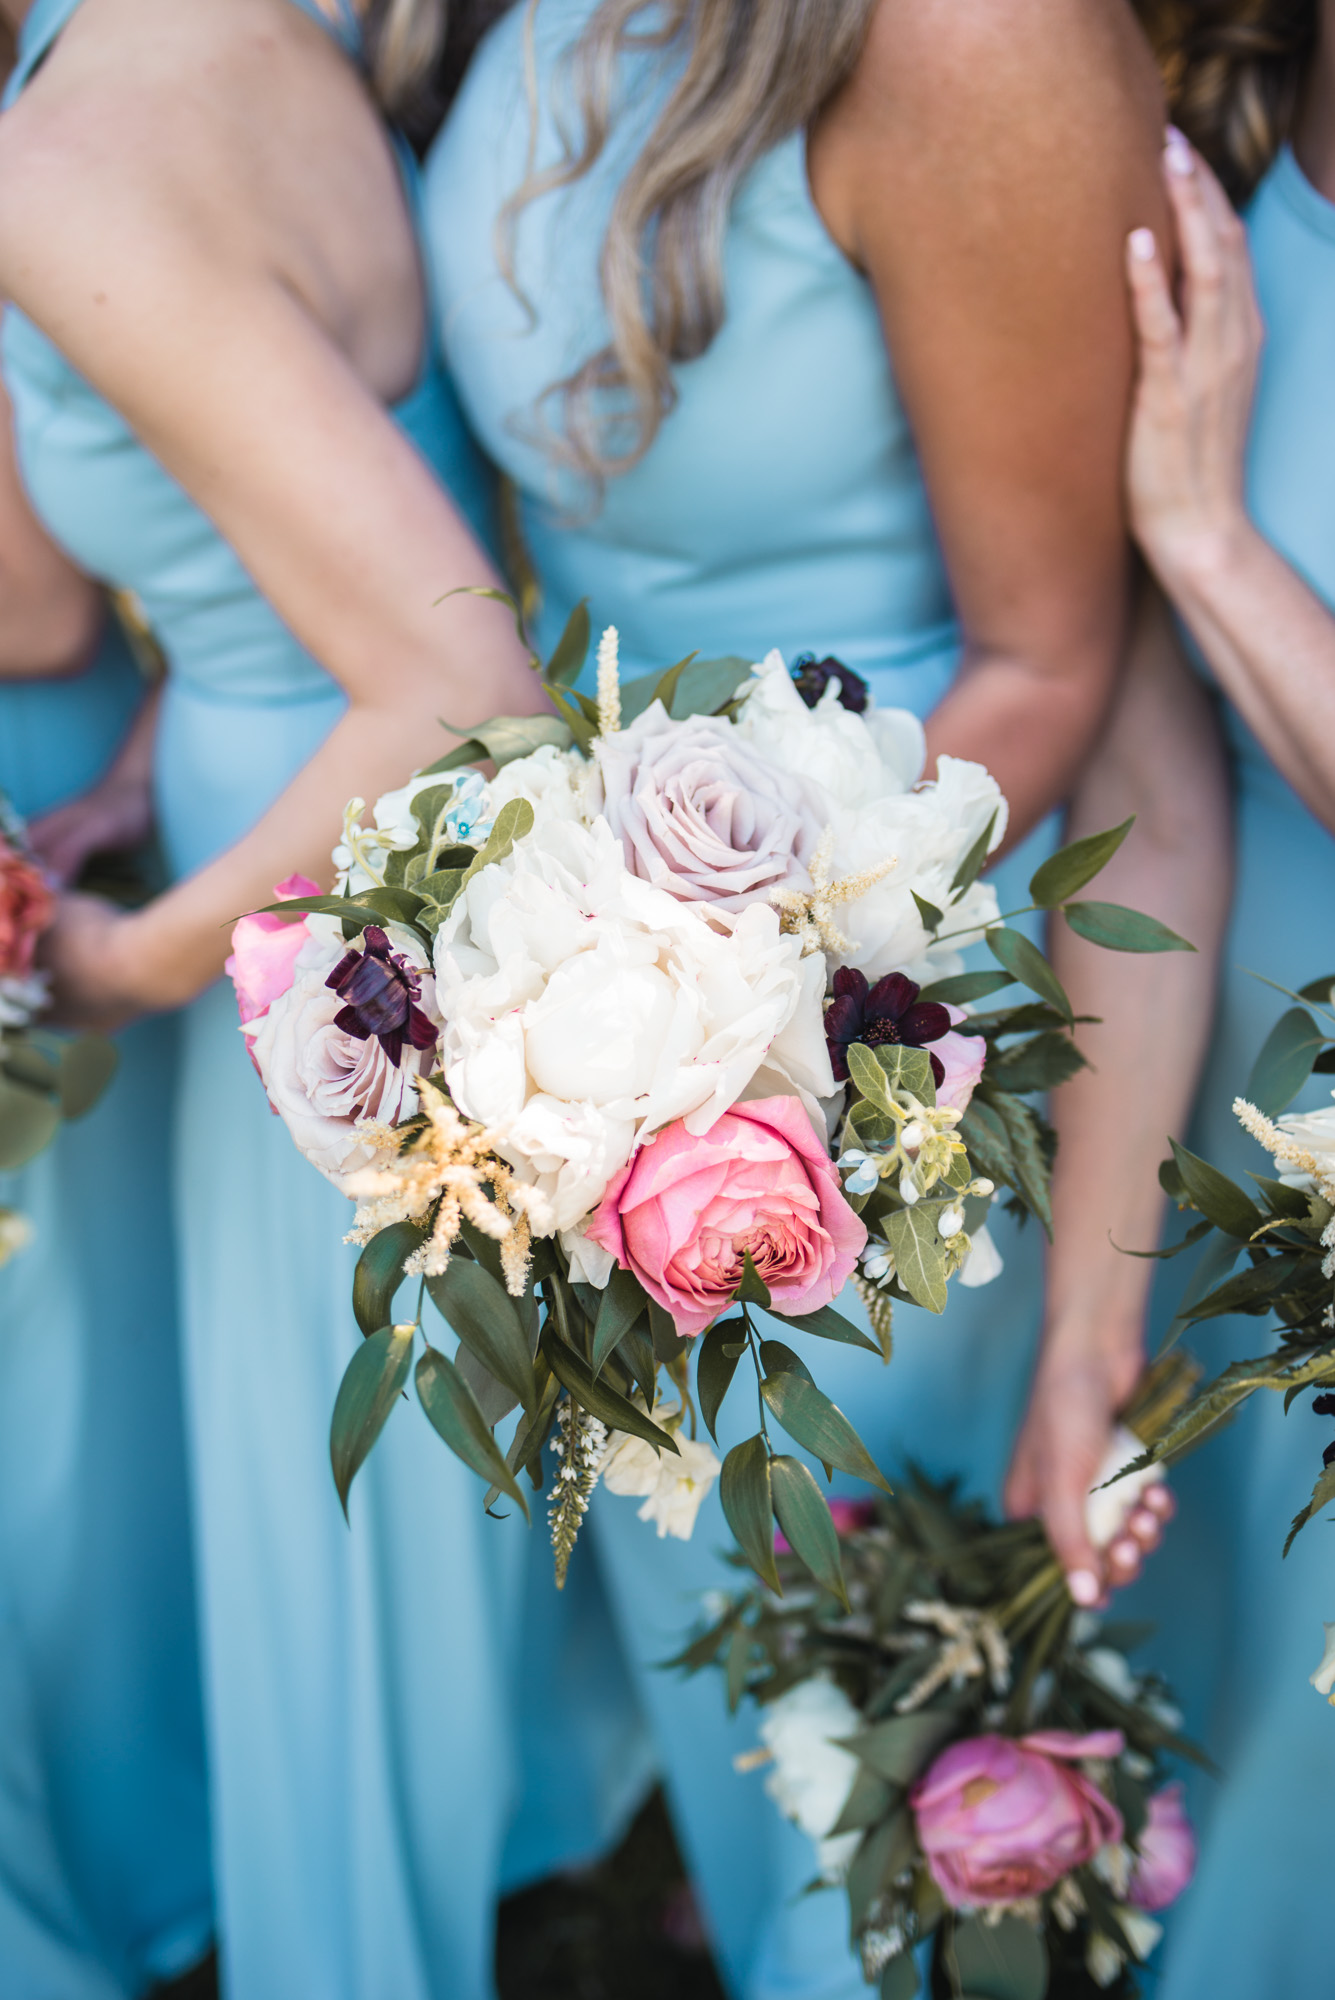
xmin=232 ymin=605 xmax=1186 ymax=1585
xmin=0 ymin=795 xmax=117 ymax=1264
xmin=677 ymin=1471 xmax=1202 ymax=1999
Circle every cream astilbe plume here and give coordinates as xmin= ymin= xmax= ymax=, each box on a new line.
xmin=342 ymin=1077 xmax=532 ymax=1292
xmin=1234 ymin=1094 xmax=1335 ymax=1278
xmin=769 ymin=824 xmax=896 ymax=957
xmin=595 ymin=624 xmax=621 ymax=738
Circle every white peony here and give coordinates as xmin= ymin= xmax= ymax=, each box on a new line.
xmin=245 ymin=929 xmax=440 ymax=1189
xmin=601 ymin=1425 xmax=722 ymax=1540
xmin=1273 ymin=1094 xmax=1335 ymax=1188
xmin=484 ymin=743 xmax=589 ymax=832
xmin=1311 ymin=1622 xmax=1335 ymax=1699
xmin=759 ymin=1675 xmax=862 ymax=1879
xmin=434 ymin=815 xmax=830 ymax=1233
xmin=735 ymin=651 xmax=911 ymax=810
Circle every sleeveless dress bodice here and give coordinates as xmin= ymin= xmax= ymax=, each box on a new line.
xmin=427 ymin=0 xmax=958 ymax=700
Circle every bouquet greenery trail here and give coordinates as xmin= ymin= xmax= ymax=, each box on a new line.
xmin=0 ymin=793 xmax=117 ymax=1265
xmin=231 ymin=599 xmax=1189 ymax=1588
xmin=677 ymin=1448 xmax=1205 ymax=1999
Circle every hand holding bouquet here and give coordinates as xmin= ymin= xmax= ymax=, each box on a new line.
xmin=233 ymin=606 xmax=1188 ymax=1586
xmin=0 ymin=794 xmax=117 ymax=1263
xmin=679 ymin=1472 xmax=1202 ymax=1998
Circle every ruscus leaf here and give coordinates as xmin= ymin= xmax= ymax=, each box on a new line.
xmin=57 ymin=1036 xmax=118 ymax=1121
xmin=1062 ymin=901 xmax=1195 ymax=954
xmin=1028 ymin=817 xmax=1133 ymax=907
xmin=769 ymin=1455 xmax=849 ymax=1607
xmin=1169 ymin=1138 xmax=1265 ymax=1239
xmin=330 ymin=1324 xmax=414 ymax=1518
xmin=697 ymin=1320 xmax=744 ymax=1440
xmin=759 ymin=1372 xmax=891 ymax=1491
xmin=416 ymin=1345 xmax=531 ymax=1517
xmin=543 ymin=599 xmax=591 ymax=687
xmin=1247 ymin=1007 xmax=1325 ymax=1117
xmin=719 ymin=1434 xmax=780 ymax=1591
xmin=770 ymin=1302 xmax=881 ymax=1356
xmin=426 ymin=1259 xmax=537 ymax=1412
xmin=591 ymin=1268 xmax=648 ymax=1377
xmin=985 ymin=928 xmax=1073 ymax=1022
xmin=352 ymin=1218 xmax=427 ymax=1337
xmin=541 ymin=1327 xmax=679 ymax=1455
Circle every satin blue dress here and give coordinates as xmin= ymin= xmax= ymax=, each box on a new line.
xmin=3 ymin=3 xmax=646 ymax=1993
xmin=0 ymin=640 xmax=212 ymax=1996
xmin=1117 ymin=145 xmax=1335 ymax=1999
xmin=427 ymin=7 xmax=1055 ymax=1993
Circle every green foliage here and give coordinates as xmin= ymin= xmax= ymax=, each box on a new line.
xmin=1062 ymin=901 xmax=1194 ymax=954
xmin=590 ymin=1268 xmax=647 ymax=1377
xmin=985 ymin=1030 xmax=1085 ymax=1097
xmin=1285 ymin=1460 xmax=1335 ymax=1556
xmin=880 ymin=1955 xmax=920 ymax=2000
xmin=1028 ymin=817 xmax=1133 ymax=907
xmin=697 ymin=1319 xmax=744 ymax=1440
xmin=541 ymin=1328 xmax=679 ymax=1455
xmin=1246 ymin=1007 xmax=1325 ymax=1116
xmin=917 ymin=970 xmax=1015 ymax=1007
xmin=949 ymin=811 xmax=998 ymax=898
xmin=0 ymin=1070 xmax=61 ymax=1171
xmin=736 ymin=1251 xmax=773 ymax=1307
xmin=427 ymin=1259 xmax=537 ymax=1413
xmin=720 ymin=1435 xmax=780 ymax=1592
xmin=946 ymin=1914 xmax=1048 ymax=2000
xmin=770 ymin=1455 xmax=849 ymax=1607
xmin=913 ymin=892 xmax=944 ymax=934
xmin=57 ymin=1036 xmax=118 ymax=1120
xmin=759 ymin=1370 xmax=891 ymax=1491
xmin=352 ymin=1219 xmax=426 ymax=1337
xmin=884 ymin=1205 xmax=950 ymax=1315
xmin=985 ymin=927 xmax=1073 ymax=1023
xmin=773 ymin=1302 xmax=882 ymax=1356
xmin=1168 ymin=1138 xmax=1265 ymax=1239
xmin=416 ymin=1345 xmax=530 ymax=1519
xmin=544 ymin=599 xmax=591 ymax=687
xmin=329 ymin=1324 xmax=414 ymax=1518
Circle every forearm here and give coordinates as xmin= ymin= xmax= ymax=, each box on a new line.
xmin=1042 ymin=592 xmax=1233 ymax=1359
xmin=119 ymin=672 xmax=542 ymax=1006
xmin=1155 ymin=522 xmax=1335 ymax=829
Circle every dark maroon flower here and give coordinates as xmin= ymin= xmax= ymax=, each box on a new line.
xmin=824 ymin=967 xmax=952 ymax=1087
xmin=791 ymin=653 xmax=869 ymax=715
xmin=325 ymin=926 xmax=439 ymax=1067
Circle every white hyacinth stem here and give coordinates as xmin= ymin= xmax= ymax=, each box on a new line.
xmin=596 ymin=625 xmax=621 ymax=737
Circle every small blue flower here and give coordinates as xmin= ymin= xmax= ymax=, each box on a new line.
xmin=837 ymin=1149 xmax=880 ymax=1196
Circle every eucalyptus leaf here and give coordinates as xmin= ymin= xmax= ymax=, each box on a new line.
xmin=985 ymin=928 xmax=1073 ymax=1022
xmin=1247 ymin=1007 xmax=1325 ymax=1117
xmin=416 ymin=1346 xmax=530 ymax=1519
xmin=847 ymin=1809 xmax=916 ymax=1937
xmin=720 ymin=1434 xmax=780 ymax=1591
xmin=770 ymin=1456 xmax=849 ymax=1607
xmin=329 ymin=1324 xmax=414 ymax=1518
xmin=1062 ymin=901 xmax=1194 ymax=954
xmin=547 ymin=686 xmax=597 ymax=755
xmin=426 ymin=1259 xmax=537 ymax=1413
xmin=759 ymin=1372 xmax=891 ymax=1491
xmin=57 ymin=1036 xmax=118 ymax=1121
xmin=697 ymin=1319 xmax=744 ymax=1441
xmin=541 ymin=1328 xmax=679 ymax=1455
xmin=352 ymin=1218 xmax=427 ymax=1337
xmin=1028 ymin=817 xmax=1133 ymax=907
xmin=884 ymin=1205 xmax=949 ymax=1315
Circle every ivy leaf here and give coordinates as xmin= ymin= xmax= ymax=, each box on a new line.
xmin=541 ymin=1328 xmax=679 ymax=1455
xmin=986 ymin=928 xmax=1073 ymax=1023
xmin=884 ymin=1205 xmax=949 ymax=1315
xmin=697 ymin=1319 xmax=744 ymax=1441
xmin=1028 ymin=817 xmax=1134 ymax=907
xmin=759 ymin=1372 xmax=891 ymax=1491
xmin=416 ymin=1346 xmax=530 ymax=1520
xmin=1247 ymin=1007 xmax=1325 ymax=1117
xmin=770 ymin=1456 xmax=849 ymax=1608
xmin=330 ymin=1324 xmax=414 ymax=1518
xmin=426 ymin=1259 xmax=537 ymax=1413
xmin=352 ymin=1218 xmax=427 ymax=1337
xmin=1062 ymin=901 xmax=1194 ymax=954
xmin=720 ymin=1434 xmax=780 ymax=1591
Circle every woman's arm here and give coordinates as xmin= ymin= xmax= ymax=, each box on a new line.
xmin=27 ymin=686 xmax=159 ymax=886
xmin=0 ymin=0 xmax=542 ymax=1021
xmin=0 ymin=358 xmax=103 ymax=678
xmin=1005 ymin=579 xmax=1233 ymax=1599
xmin=810 ymin=0 xmax=1167 ymax=848
xmin=1123 ymin=132 xmax=1335 ymax=831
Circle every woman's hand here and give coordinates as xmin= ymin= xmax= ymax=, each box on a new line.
xmin=1006 ymin=1324 xmax=1173 ymax=1607
xmin=28 ymin=765 xmax=155 ymax=887
xmin=36 ymin=893 xmax=158 ymax=1033
xmin=1125 ymin=130 xmax=1266 ymax=587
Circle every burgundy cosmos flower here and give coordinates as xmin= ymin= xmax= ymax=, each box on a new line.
xmin=325 ymin=926 xmax=438 ymax=1067
xmin=791 ymin=653 xmax=869 ymax=715
xmin=824 ymin=967 xmax=952 ymax=1087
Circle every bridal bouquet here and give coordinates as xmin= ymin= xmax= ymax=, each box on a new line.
xmin=232 ymin=605 xmax=1187 ymax=1584
xmin=679 ymin=1471 xmax=1201 ymax=1999
xmin=0 ymin=795 xmax=117 ymax=1263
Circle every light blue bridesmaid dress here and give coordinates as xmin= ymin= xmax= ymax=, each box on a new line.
xmin=1118 ymin=145 xmax=1335 ymax=1999
xmin=0 ymin=639 xmax=212 ymax=1994
xmin=3 ymin=3 xmax=647 ymax=1994
xmin=427 ymin=6 xmax=1056 ymax=1993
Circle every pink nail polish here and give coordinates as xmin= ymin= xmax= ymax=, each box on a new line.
xmin=1067 ymin=1568 xmax=1101 ymax=1607
xmin=1143 ymin=1483 xmax=1176 ymax=1520
xmin=1165 ymin=130 xmax=1194 ymax=177
xmin=1129 ymin=227 xmax=1157 ymax=263
xmin=1110 ymin=1536 xmax=1141 ymax=1571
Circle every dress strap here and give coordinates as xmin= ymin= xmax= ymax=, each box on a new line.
xmin=282 ymin=0 xmax=364 ymax=60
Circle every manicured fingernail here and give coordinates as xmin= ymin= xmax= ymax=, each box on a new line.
xmin=1129 ymin=227 xmax=1157 ymax=263
xmin=1165 ymin=129 xmax=1194 ymax=176
xmin=1067 ymin=1568 xmax=1101 ymax=1606
xmin=1110 ymin=1536 xmax=1141 ymax=1571
xmin=1143 ymin=1483 xmax=1176 ymax=1519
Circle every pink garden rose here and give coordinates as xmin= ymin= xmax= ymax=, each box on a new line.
xmin=226 ymin=874 xmax=321 ymax=1025
xmin=911 ymin=1730 xmax=1125 ymax=1908
xmin=0 ymin=832 xmax=53 ymax=981
xmin=1129 ymin=1783 xmax=1196 ymax=1911
xmin=936 ymin=1008 xmax=987 ymax=1114
xmin=587 ymin=1094 xmax=867 ymax=1338
xmin=594 ymin=705 xmax=825 ymax=913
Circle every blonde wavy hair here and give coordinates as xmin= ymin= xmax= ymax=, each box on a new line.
xmin=1134 ymin=0 xmax=1317 ymax=204
xmin=361 ymin=0 xmax=506 ymax=142
xmin=506 ymin=0 xmax=879 ymax=481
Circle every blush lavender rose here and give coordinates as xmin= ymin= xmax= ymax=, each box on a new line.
xmin=587 ymin=1094 xmax=866 ymax=1339
xmin=824 ymin=968 xmax=986 ymax=1113
xmin=911 ymin=1730 xmax=1125 ymax=1907
xmin=1128 ymin=1783 xmax=1196 ymax=1912
xmin=593 ymin=704 xmax=825 ymax=913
